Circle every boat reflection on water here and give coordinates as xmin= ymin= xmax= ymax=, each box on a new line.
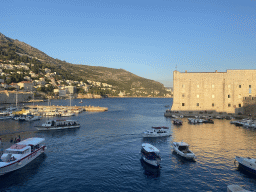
xmin=140 ymin=158 xmax=160 ymax=178
xmin=38 ymin=128 xmax=79 ymax=137
xmin=142 ymin=136 xmax=169 ymax=144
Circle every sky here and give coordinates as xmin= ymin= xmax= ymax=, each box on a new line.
xmin=1 ymin=0 xmax=256 ymax=87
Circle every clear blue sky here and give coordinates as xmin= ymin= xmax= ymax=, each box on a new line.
xmin=1 ymin=0 xmax=256 ymax=87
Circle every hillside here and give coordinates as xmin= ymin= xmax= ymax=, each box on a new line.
xmin=0 ymin=32 xmax=168 ymax=97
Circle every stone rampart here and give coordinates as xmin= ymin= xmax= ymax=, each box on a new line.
xmin=0 ymin=91 xmax=33 ymax=104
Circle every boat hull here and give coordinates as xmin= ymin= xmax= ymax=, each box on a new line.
xmin=0 ymin=146 xmax=46 ymax=176
xmin=142 ymin=133 xmax=171 ymax=138
xmin=36 ymin=125 xmax=80 ymax=130
xmin=141 ymin=156 xmax=160 ymax=168
xmin=235 ymin=156 xmax=256 ymax=175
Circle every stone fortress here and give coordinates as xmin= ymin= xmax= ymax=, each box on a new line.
xmin=171 ymin=70 xmax=256 ymax=115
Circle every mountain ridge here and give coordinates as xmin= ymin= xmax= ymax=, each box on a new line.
xmin=0 ymin=32 xmax=169 ymax=97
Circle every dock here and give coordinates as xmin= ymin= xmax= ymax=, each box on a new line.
xmin=25 ymin=105 xmax=108 ymax=113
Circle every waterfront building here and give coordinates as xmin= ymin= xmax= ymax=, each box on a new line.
xmin=171 ymin=70 xmax=256 ymax=114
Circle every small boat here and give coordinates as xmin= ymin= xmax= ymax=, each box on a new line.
xmin=203 ymin=119 xmax=214 ymax=124
xmin=25 ymin=115 xmax=41 ymax=121
xmin=172 ymin=119 xmax=183 ymax=125
xmin=172 ymin=141 xmax=196 ymax=160
xmin=13 ymin=115 xmax=26 ymax=121
xmin=79 ymin=100 xmax=83 ymax=103
xmin=142 ymin=126 xmax=171 ymax=138
xmin=235 ymin=156 xmax=256 ymax=175
xmin=0 ymin=137 xmax=46 ymax=176
xmin=35 ymin=119 xmax=80 ymax=131
xmin=141 ymin=143 xmax=161 ymax=168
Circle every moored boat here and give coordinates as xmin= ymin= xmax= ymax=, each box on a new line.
xmin=25 ymin=115 xmax=41 ymax=121
xmin=141 ymin=143 xmax=161 ymax=168
xmin=172 ymin=141 xmax=196 ymax=161
xmin=35 ymin=119 xmax=80 ymax=130
xmin=235 ymin=156 xmax=256 ymax=175
xmin=0 ymin=137 xmax=46 ymax=176
xmin=142 ymin=126 xmax=171 ymax=138
xmin=172 ymin=119 xmax=183 ymax=125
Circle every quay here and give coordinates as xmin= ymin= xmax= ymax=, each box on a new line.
xmin=24 ymin=105 xmax=108 ymax=115
xmin=164 ymin=110 xmax=253 ymax=120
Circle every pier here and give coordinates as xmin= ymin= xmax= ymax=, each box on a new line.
xmin=23 ymin=105 xmax=108 ymax=116
xmin=26 ymin=105 xmax=108 ymax=112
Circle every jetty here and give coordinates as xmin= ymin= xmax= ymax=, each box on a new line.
xmin=23 ymin=105 xmax=108 ymax=116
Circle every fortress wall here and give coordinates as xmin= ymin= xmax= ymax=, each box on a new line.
xmin=0 ymin=91 xmax=33 ymax=104
xmin=172 ymin=70 xmax=256 ymax=114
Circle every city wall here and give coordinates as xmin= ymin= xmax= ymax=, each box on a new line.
xmin=0 ymin=91 xmax=33 ymax=104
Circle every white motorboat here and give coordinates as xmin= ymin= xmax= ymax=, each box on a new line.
xmin=172 ymin=141 xmax=196 ymax=160
xmin=235 ymin=156 xmax=256 ymax=175
xmin=142 ymin=126 xmax=171 ymax=138
xmin=35 ymin=119 xmax=80 ymax=130
xmin=141 ymin=143 xmax=161 ymax=167
xmin=25 ymin=115 xmax=41 ymax=121
xmin=0 ymin=137 xmax=46 ymax=176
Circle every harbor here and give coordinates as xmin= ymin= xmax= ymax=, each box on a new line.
xmin=0 ymin=98 xmax=255 ymax=191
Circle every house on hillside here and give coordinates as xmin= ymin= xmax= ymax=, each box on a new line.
xmin=17 ymin=81 xmax=34 ymax=92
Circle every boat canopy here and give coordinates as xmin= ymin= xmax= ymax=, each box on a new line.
xmin=142 ymin=143 xmax=160 ymax=153
xmin=18 ymin=137 xmax=45 ymax=146
xmin=7 ymin=145 xmax=30 ymax=152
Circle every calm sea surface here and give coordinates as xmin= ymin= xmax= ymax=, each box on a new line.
xmin=0 ymin=98 xmax=256 ymax=192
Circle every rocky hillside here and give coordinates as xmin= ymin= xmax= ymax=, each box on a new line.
xmin=0 ymin=32 xmax=168 ymax=97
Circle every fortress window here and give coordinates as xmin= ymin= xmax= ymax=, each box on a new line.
xmin=182 ymin=94 xmax=185 ymax=97
xmin=228 ymin=95 xmax=231 ymax=98
xmin=228 ymin=104 xmax=231 ymax=107
xmin=212 ymin=103 xmax=214 ymax=107
xmin=196 ymin=103 xmax=199 ymax=106
xmin=182 ymin=103 xmax=185 ymax=106
xmin=239 ymin=85 xmax=241 ymax=88
xmin=239 ymin=104 xmax=241 ymax=107
xmin=249 ymin=85 xmax=251 ymax=88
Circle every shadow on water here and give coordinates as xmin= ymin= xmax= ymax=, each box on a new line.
xmin=142 ymin=136 xmax=170 ymax=145
xmin=0 ymin=153 xmax=47 ymax=190
xmin=37 ymin=128 xmax=79 ymax=138
xmin=140 ymin=158 xmax=161 ymax=178
xmin=235 ymin=166 xmax=256 ymax=179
